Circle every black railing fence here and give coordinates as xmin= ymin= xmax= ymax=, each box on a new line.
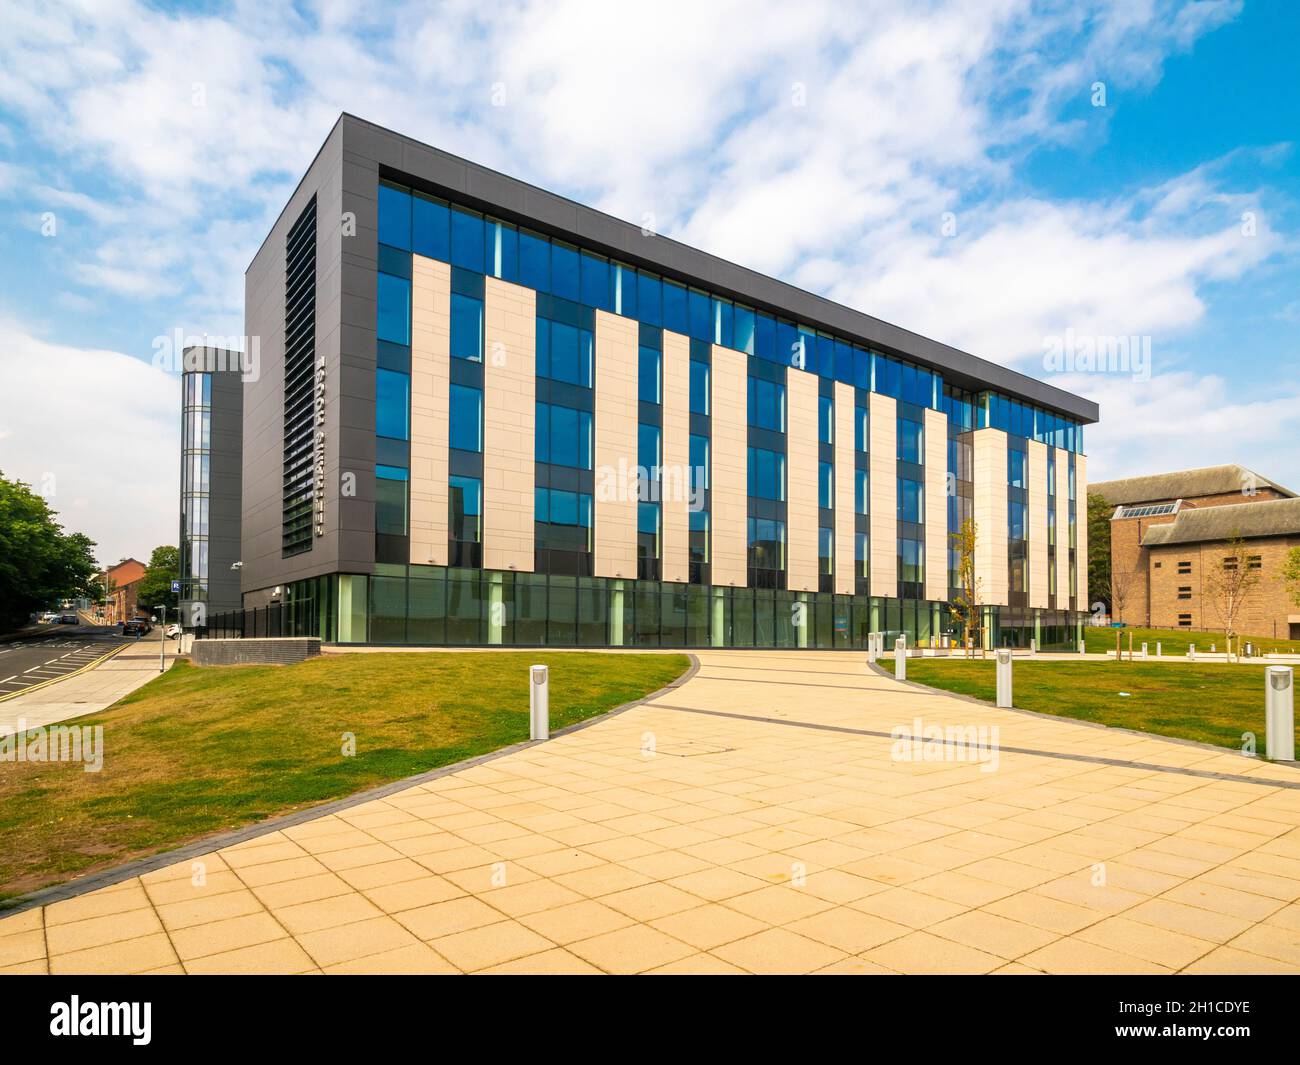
xmin=198 ymin=599 xmax=318 ymax=640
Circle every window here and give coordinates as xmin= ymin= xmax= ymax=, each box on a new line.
xmin=818 ymin=396 xmax=833 ymax=444
xmin=376 ymin=273 xmax=410 ymax=346
xmin=449 ymin=475 xmax=482 ymax=542
xmin=637 ymin=501 xmax=660 ymax=559
xmin=899 ymin=538 xmax=923 ymax=584
xmin=690 ymin=360 xmax=710 ymax=415
xmin=551 ymin=242 xmax=580 ymax=301
xmin=518 ymin=229 xmax=550 ymax=291
xmin=897 ymin=417 xmax=923 ymax=464
xmin=1222 ymin=556 xmax=1239 ymax=572
xmin=537 ymin=318 xmax=593 ymax=387
xmin=376 ymin=369 xmax=410 ymax=440
xmin=1248 ymin=555 xmax=1262 ymax=570
xmin=853 ymin=406 xmax=869 ymax=453
xmin=1178 ymin=613 xmax=1192 ymax=627
xmin=412 ymin=193 xmax=449 ymax=260
xmin=1008 ymin=447 xmax=1027 ymax=489
xmin=638 ymin=423 xmax=661 ymax=473
xmin=747 ymin=517 xmax=785 ymax=573
xmin=747 ymin=376 xmax=786 ymax=431
xmin=747 ymin=447 xmax=786 ymax=501
xmin=450 ymin=293 xmax=483 ymax=361
xmin=450 ymin=206 xmax=484 ymax=272
xmin=855 ymin=469 xmax=869 ymax=515
xmin=639 ymin=345 xmax=661 ymax=404
xmin=855 ymin=531 xmax=869 ymax=578
xmin=1008 ymin=500 xmax=1027 ymax=541
xmin=818 ymin=526 xmax=833 ymax=575
xmin=689 ymin=510 xmax=710 ymax=564
xmin=378 ymin=183 xmax=411 ymax=250
xmin=1177 ymin=586 xmax=1192 ymax=600
xmin=819 ymin=461 xmax=833 ymax=509
xmin=1177 ymin=560 xmax=1192 ymax=574
xmin=376 ymin=465 xmax=408 ymax=536
xmin=536 ymin=487 xmax=594 ymax=553
xmin=449 ymin=384 xmax=482 ymax=452
xmin=898 ymin=478 xmax=923 ymax=523
xmin=536 ymin=403 xmax=592 ymax=469
xmin=689 ymin=434 xmax=709 ymax=492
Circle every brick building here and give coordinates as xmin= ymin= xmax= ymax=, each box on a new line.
xmin=99 ymin=558 xmax=147 ymax=624
xmin=1092 ymin=465 xmax=1300 ymax=639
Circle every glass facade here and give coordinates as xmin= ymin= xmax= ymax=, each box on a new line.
xmin=180 ymin=371 xmax=212 ymax=603
xmin=317 ymin=179 xmax=1091 ymax=650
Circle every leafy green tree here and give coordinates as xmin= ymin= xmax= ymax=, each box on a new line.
xmin=1281 ymin=546 xmax=1300 ymax=609
xmin=136 ymin=545 xmax=181 ymax=615
xmin=1087 ymin=491 xmax=1112 ymax=611
xmin=0 ymin=472 xmax=99 ymax=631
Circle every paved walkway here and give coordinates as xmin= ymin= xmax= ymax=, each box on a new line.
xmin=0 ymin=641 xmax=177 ymax=737
xmin=4 ymin=650 xmax=1300 ymax=974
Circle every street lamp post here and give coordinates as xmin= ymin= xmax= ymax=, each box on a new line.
xmin=156 ymin=606 xmax=166 ymax=672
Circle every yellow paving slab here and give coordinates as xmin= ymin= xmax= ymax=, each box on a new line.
xmin=5 ymin=649 xmax=1300 ymax=974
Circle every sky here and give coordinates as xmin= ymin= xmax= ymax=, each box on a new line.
xmin=0 ymin=0 xmax=1297 ymax=566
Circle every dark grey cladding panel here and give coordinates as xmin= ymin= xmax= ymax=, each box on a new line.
xmin=338 ymin=112 xmax=1096 ymax=424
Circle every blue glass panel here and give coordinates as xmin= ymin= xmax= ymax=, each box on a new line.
xmin=535 ymin=403 xmax=549 ymax=464
xmin=487 ymin=220 xmax=518 ymax=282
xmin=835 ymin=341 xmax=853 ymax=384
xmin=637 ymin=272 xmax=661 ymax=326
xmin=638 ymin=422 xmax=661 ymax=470
xmin=535 ymin=317 xmax=550 ymax=378
xmin=898 ymin=479 xmax=923 ymax=522
xmin=817 ymin=334 xmax=835 ymax=379
xmin=450 ymin=293 xmax=483 ymax=361
xmin=551 ymin=489 xmax=579 ymax=526
xmin=449 ymin=383 xmax=482 ymax=452
xmin=690 ymin=360 xmax=710 ymax=415
xmin=378 ymin=185 xmax=411 ymax=250
xmin=713 ymin=299 xmax=734 ymax=349
xmin=853 ymin=347 xmax=871 ymax=390
xmin=662 ymin=280 xmax=687 ymax=334
xmin=534 ymin=486 xmax=548 ymax=523
xmin=755 ymin=313 xmax=776 ymax=362
xmin=376 ymin=464 xmax=409 ymax=481
xmin=688 ymin=289 xmax=711 ymax=341
xmin=775 ymin=320 xmax=798 ymax=369
xmin=376 ymin=273 xmax=410 ymax=345
xmin=637 ymin=501 xmax=659 ymax=534
xmin=578 ymin=493 xmax=592 ymax=527
xmin=519 ymin=230 xmax=550 ymax=291
xmin=450 ymin=207 xmax=484 ymax=272
xmin=580 ymin=253 xmax=610 ymax=310
xmin=411 ymin=195 xmax=449 ymax=260
xmin=639 ymin=345 xmax=661 ymax=404
xmin=615 ymin=264 xmax=638 ymax=318
xmin=551 ymin=243 xmax=580 ymax=301
xmin=733 ymin=304 xmax=755 ymax=355
xmin=375 ymin=369 xmax=409 ymax=440
xmin=819 ymin=461 xmax=833 ymax=508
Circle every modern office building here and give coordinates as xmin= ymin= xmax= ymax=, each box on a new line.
xmin=239 ymin=114 xmax=1097 ymax=648
xmin=179 ymin=346 xmax=244 ymax=625
xmin=1094 ymin=464 xmax=1300 ymax=637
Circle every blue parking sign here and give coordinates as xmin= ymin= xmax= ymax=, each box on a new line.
xmin=171 ymin=580 xmax=181 ymax=593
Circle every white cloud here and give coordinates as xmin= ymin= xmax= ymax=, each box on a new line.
xmin=0 ymin=321 xmax=178 ymax=567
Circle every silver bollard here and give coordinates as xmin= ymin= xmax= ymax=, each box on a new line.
xmin=1141 ymin=642 xmax=1148 ymax=660
xmin=1078 ymin=639 xmax=1085 ymax=655
xmin=529 ymin=664 xmax=549 ymax=741
xmin=1156 ymin=642 xmax=1162 ymax=658
xmin=867 ymin=632 xmax=878 ymax=665
xmin=996 ymin=648 xmax=1013 ymax=708
xmin=1029 ymin=638 xmax=1037 ymax=657
xmin=894 ymin=636 xmax=907 ymax=681
xmin=1267 ymin=667 xmax=1294 ymax=762
xmin=1189 ymin=644 xmax=1196 ymax=661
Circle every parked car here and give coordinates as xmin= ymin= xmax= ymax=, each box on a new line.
xmin=165 ymin=624 xmax=182 ymax=639
xmin=121 ymin=619 xmax=152 ymax=637
xmin=59 ymin=614 xmax=78 ymax=624
xmin=39 ymin=612 xmax=58 ymax=623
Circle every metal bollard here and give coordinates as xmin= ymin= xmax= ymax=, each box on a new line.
xmin=867 ymin=632 xmax=878 ymax=665
xmin=1189 ymin=644 xmax=1196 ymax=661
xmin=1266 ymin=667 xmax=1294 ymax=762
xmin=1141 ymin=642 xmax=1148 ymax=660
xmin=1029 ymin=638 xmax=1037 ymax=657
xmin=1156 ymin=642 xmax=1162 ymax=658
xmin=1078 ymin=639 xmax=1085 ymax=655
xmin=996 ymin=649 xmax=1013 ymax=708
xmin=894 ymin=636 xmax=907 ymax=681
xmin=529 ymin=664 xmax=549 ymax=741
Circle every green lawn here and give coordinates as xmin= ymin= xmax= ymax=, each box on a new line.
xmin=0 ymin=651 xmax=688 ymax=905
xmin=1083 ymin=625 xmax=1299 ymax=657
xmin=906 ymin=658 xmax=1284 ymax=754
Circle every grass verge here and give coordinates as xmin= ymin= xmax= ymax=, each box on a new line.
xmin=1083 ymin=625 xmax=1298 ymax=656
xmin=906 ymin=658 xmax=1283 ymax=753
xmin=0 ymin=651 xmax=689 ymax=905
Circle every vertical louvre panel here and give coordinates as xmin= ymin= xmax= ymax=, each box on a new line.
xmin=282 ymin=197 xmax=317 ymax=556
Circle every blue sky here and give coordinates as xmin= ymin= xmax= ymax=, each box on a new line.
xmin=0 ymin=0 xmax=1297 ymax=564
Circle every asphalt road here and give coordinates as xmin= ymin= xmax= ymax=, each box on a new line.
xmin=0 ymin=623 xmax=127 ymax=699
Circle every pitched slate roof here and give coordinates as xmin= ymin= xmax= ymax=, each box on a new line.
xmin=1141 ymin=497 xmax=1300 ymax=547
xmin=1091 ymin=464 xmax=1295 ymax=506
